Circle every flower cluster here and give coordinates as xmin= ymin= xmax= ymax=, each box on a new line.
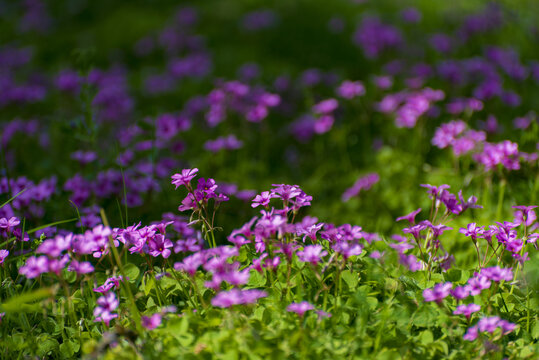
xmin=93 ymin=292 xmax=119 ymax=326
xmin=205 ymin=80 xmax=280 ymax=126
xmin=463 ymin=317 xmax=516 ymax=341
xmin=377 ymin=88 xmax=444 ymax=128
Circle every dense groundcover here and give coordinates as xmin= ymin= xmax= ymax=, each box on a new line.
xmin=2 ymin=0 xmax=539 ymax=358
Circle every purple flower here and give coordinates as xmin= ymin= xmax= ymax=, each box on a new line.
xmin=390 ymin=241 xmax=414 ymax=253
xmin=316 ymin=310 xmax=332 ymax=319
xmin=353 ymin=17 xmax=402 ymax=59
xmin=313 ymin=115 xmax=334 ymax=134
xmin=0 ymin=250 xmax=8 ymax=265
xmin=93 ymin=292 xmax=119 ymax=326
xmin=451 ymin=286 xmax=471 ymax=300
xmin=396 ymin=208 xmax=422 ymax=224
xmin=55 ymin=70 xmax=81 ymax=94
xmin=19 ymin=256 xmax=49 ymax=279
xmin=332 ymin=241 xmax=363 ymax=260
xmin=37 ymin=234 xmax=72 ymax=257
xmin=463 ymin=325 xmax=479 ymax=341
xmin=287 ymin=301 xmax=315 ymax=317
xmin=373 ymin=76 xmax=393 ymax=89
xmin=93 ymin=276 xmax=126 ymax=293
xmin=171 ymin=168 xmax=198 ymax=189
xmin=196 ymin=178 xmax=218 ymax=199
xmin=459 ymin=223 xmax=484 ymax=241
xmin=480 ymin=266 xmax=513 ymax=282
xmin=342 ymin=173 xmax=379 ymax=201
xmin=513 ymin=205 xmax=537 ymax=226
xmin=423 ymin=282 xmax=452 ymax=304
xmin=498 ymin=319 xmax=517 ymax=335
xmin=68 ymin=260 xmax=94 ymax=275
xmin=478 ymin=316 xmax=501 ymax=333
xmin=337 ymin=80 xmax=365 ymax=99
xmin=453 ymin=304 xmax=480 ymax=318
xmin=467 ymin=275 xmax=491 ymax=295
xmin=211 ymin=289 xmax=267 ymax=308
xmin=241 ymin=9 xmax=278 ymax=31
xmin=174 ymin=252 xmax=205 ymax=276
xmin=147 ymin=234 xmax=173 ymax=258
xmin=297 ymin=223 xmax=324 ymax=242
xmin=420 ymin=184 xmax=450 ymax=200
xmin=204 ymin=135 xmax=243 ymax=153
xmin=142 ymin=313 xmax=162 ymax=330
xmin=401 ymin=7 xmax=421 ymax=23
xmin=399 ymin=253 xmax=423 ymax=272
xmin=297 ymin=245 xmax=328 ymax=265
xmin=271 ymin=184 xmax=303 ymax=202
xmin=178 ymin=193 xmax=197 ymax=212
xmin=312 ymin=99 xmax=338 ymax=114
xmin=0 ymin=217 xmax=20 ymax=232
xmin=402 ymin=223 xmax=427 ymax=239
xmin=458 ymin=191 xmax=482 ymax=212
xmin=505 ymin=238 xmax=523 ymax=253
xmin=251 ymin=191 xmax=276 ymax=208
xmin=70 ymin=151 xmax=97 ymax=165
xmin=428 ymin=224 xmax=453 ymax=238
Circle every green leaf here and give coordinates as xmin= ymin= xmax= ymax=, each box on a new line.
xmin=412 ymin=305 xmax=439 ymax=327
xmin=42 ymin=318 xmax=57 ymax=334
xmin=60 ymin=340 xmax=79 ymax=358
xmin=366 ymin=297 xmax=378 ymax=310
xmin=37 ymin=337 xmax=59 ymax=357
xmin=444 ymin=269 xmax=462 ymax=283
xmin=419 ymin=330 xmax=433 ymax=345
xmin=248 ymin=269 xmax=265 ymax=287
xmin=341 ymin=270 xmax=359 ymax=290
xmin=124 ymin=263 xmax=140 ymax=282
xmin=63 ymin=268 xmax=77 ymax=283
xmin=143 ymin=274 xmax=155 ymax=296
xmin=532 ymin=322 xmax=539 ymax=340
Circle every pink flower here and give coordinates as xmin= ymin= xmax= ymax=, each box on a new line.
xmin=337 ymin=80 xmax=365 ymax=99
xmin=0 ymin=250 xmax=8 ymax=265
xmin=142 ymin=313 xmax=162 ymax=330
xmin=297 ymin=245 xmax=327 ymax=265
xmin=287 ymin=301 xmax=315 ymax=317
xmin=423 ymin=282 xmax=452 ymax=304
xmin=396 ymin=208 xmax=422 ymax=224
xmin=211 ymin=289 xmax=267 ymax=308
xmin=453 ymin=304 xmax=480 ymax=318
xmin=93 ymin=292 xmax=119 ymax=326
xmin=312 ymin=98 xmax=338 ymax=114
xmin=251 ymin=191 xmax=276 ymax=208
xmin=171 ymin=168 xmax=199 ymax=189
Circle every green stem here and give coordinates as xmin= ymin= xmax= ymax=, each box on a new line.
xmin=496 ymin=178 xmax=506 ymax=220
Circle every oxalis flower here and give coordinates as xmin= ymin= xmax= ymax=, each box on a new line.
xmin=453 ymin=303 xmax=480 ymax=319
xmin=141 ymin=313 xmax=162 ymax=330
xmin=211 ymin=289 xmax=267 ymax=308
xmin=287 ymin=301 xmax=315 ymax=317
xmin=93 ymin=292 xmax=119 ymax=326
xmin=0 ymin=250 xmax=8 ymax=265
xmin=423 ymin=282 xmax=452 ymax=304
xmin=171 ymin=168 xmax=198 ymax=189
xmin=396 ymin=208 xmax=422 ymax=224
xmin=463 ymin=317 xmax=517 ymax=341
xmin=297 ymin=245 xmax=328 ymax=265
